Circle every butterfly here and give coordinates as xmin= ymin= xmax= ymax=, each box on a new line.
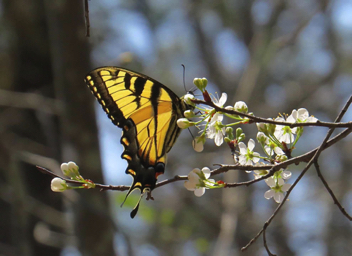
xmin=84 ymin=67 xmax=189 ymax=218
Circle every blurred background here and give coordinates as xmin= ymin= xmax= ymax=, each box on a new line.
xmin=1 ymin=0 xmax=352 ymax=255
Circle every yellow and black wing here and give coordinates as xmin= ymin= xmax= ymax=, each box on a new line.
xmin=85 ymin=67 xmax=188 ymax=216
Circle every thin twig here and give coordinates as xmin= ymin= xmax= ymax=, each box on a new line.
xmin=36 ymin=166 xmax=129 ymax=191
xmin=155 ymin=175 xmax=187 ymax=187
xmin=314 ymin=160 xmax=352 ymax=220
xmin=192 ymin=99 xmax=352 ymax=128
xmin=84 ymin=0 xmax=90 ymax=37
xmin=263 ymin=227 xmax=276 ymax=256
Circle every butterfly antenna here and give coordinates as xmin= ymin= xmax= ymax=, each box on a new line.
xmin=181 ymin=64 xmax=187 ymax=93
xmin=188 ymin=127 xmax=195 ymax=140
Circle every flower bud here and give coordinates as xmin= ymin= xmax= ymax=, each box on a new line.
xmin=257 ymin=132 xmax=267 ymax=145
xmin=256 ymin=123 xmax=267 ymax=133
xmin=192 ymin=135 xmax=206 ymax=152
xmin=177 ymin=118 xmax=193 ymax=129
xmin=275 ymin=154 xmax=288 ymax=162
xmin=224 ymin=137 xmax=231 ymax=143
xmin=236 ymin=128 xmax=243 ymax=138
xmin=183 ymin=93 xmax=195 ymax=106
xmin=61 ymin=161 xmax=80 ymax=178
xmin=225 ymin=127 xmax=234 ymax=140
xmin=234 ymin=101 xmax=248 ymax=113
xmin=51 ymin=178 xmax=67 ymax=192
xmin=193 ymin=77 xmax=208 ymax=91
xmin=184 ymin=110 xmax=196 ymax=119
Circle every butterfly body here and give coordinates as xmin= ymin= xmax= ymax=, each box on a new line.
xmin=85 ymin=67 xmax=188 ymax=216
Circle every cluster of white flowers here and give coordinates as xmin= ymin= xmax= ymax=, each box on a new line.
xmin=180 ymin=78 xmax=318 ymax=203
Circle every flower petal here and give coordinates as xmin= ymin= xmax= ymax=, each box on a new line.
xmin=297 ymin=108 xmax=309 ymax=121
xmin=61 ymin=163 xmax=68 ymax=171
xmin=282 ymin=171 xmax=292 ymax=179
xmin=264 ymin=189 xmax=274 ymax=199
xmin=252 ymin=152 xmax=260 ymax=163
xmin=274 ymin=192 xmax=284 ymax=203
xmin=218 ymin=93 xmax=227 ymax=106
xmin=238 ymin=142 xmax=247 ymax=154
xmin=212 ymin=112 xmax=224 ymax=122
xmin=238 ymin=155 xmax=247 ymax=165
xmin=281 ymin=183 xmax=291 ymax=192
xmin=202 ymin=167 xmax=211 ymax=178
xmin=307 ymin=116 xmax=318 ymax=122
xmin=192 ymin=138 xmax=204 ymax=152
xmin=194 ymin=187 xmax=206 ymax=197
xmin=214 ymin=132 xmax=223 ymax=146
xmin=248 ymin=139 xmax=255 ymax=151
xmin=274 ymin=147 xmax=285 ymax=155
xmin=51 ymin=178 xmax=66 ymax=192
xmin=67 ymin=161 xmax=78 ymax=170
xmin=277 ymin=178 xmax=285 ymax=186
xmin=287 ymin=114 xmax=296 ymax=123
xmin=192 ymin=168 xmax=201 ymax=174
xmin=184 ymin=181 xmax=196 ymax=191
xmin=265 ymin=177 xmax=276 ymax=187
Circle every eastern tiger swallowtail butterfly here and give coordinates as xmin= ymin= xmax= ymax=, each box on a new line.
xmin=85 ymin=67 xmax=189 ymax=218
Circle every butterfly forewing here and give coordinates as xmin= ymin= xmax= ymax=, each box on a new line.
xmin=85 ymin=66 xmax=187 ymax=169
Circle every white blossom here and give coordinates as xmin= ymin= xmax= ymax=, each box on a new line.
xmin=184 ymin=167 xmax=213 ymax=197
xmin=264 ymin=170 xmax=292 ymax=203
xmin=290 ymin=108 xmax=318 ymax=123
xmin=252 ymin=162 xmax=269 ymax=179
xmin=274 ymin=117 xmax=297 ymax=143
xmin=238 ymin=139 xmax=260 ymax=165
xmin=264 ymin=143 xmax=285 ymax=156
xmin=264 ymin=183 xmax=291 ymax=203
xmin=214 ymin=93 xmax=227 ymax=108
xmin=206 ymin=119 xmax=226 ymax=146
xmin=257 ymin=132 xmax=268 ymax=145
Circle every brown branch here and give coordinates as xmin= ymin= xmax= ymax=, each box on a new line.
xmin=192 ymin=99 xmax=352 ymax=128
xmin=263 ymin=227 xmax=276 ymax=256
xmin=36 ymin=166 xmax=130 ymax=191
xmin=155 ymin=175 xmax=187 ymax=188
xmin=314 ymin=161 xmax=352 ymax=220
xmin=84 ymin=0 xmax=90 ymax=37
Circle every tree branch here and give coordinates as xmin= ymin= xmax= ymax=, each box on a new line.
xmin=314 ymin=161 xmax=352 ymax=220
xmin=36 ymin=126 xmax=352 ymax=192
xmin=192 ymin=99 xmax=352 ymax=128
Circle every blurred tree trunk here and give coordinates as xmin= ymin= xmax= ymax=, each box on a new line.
xmin=43 ymin=0 xmax=115 ymax=255
xmin=1 ymin=0 xmax=115 ymax=255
